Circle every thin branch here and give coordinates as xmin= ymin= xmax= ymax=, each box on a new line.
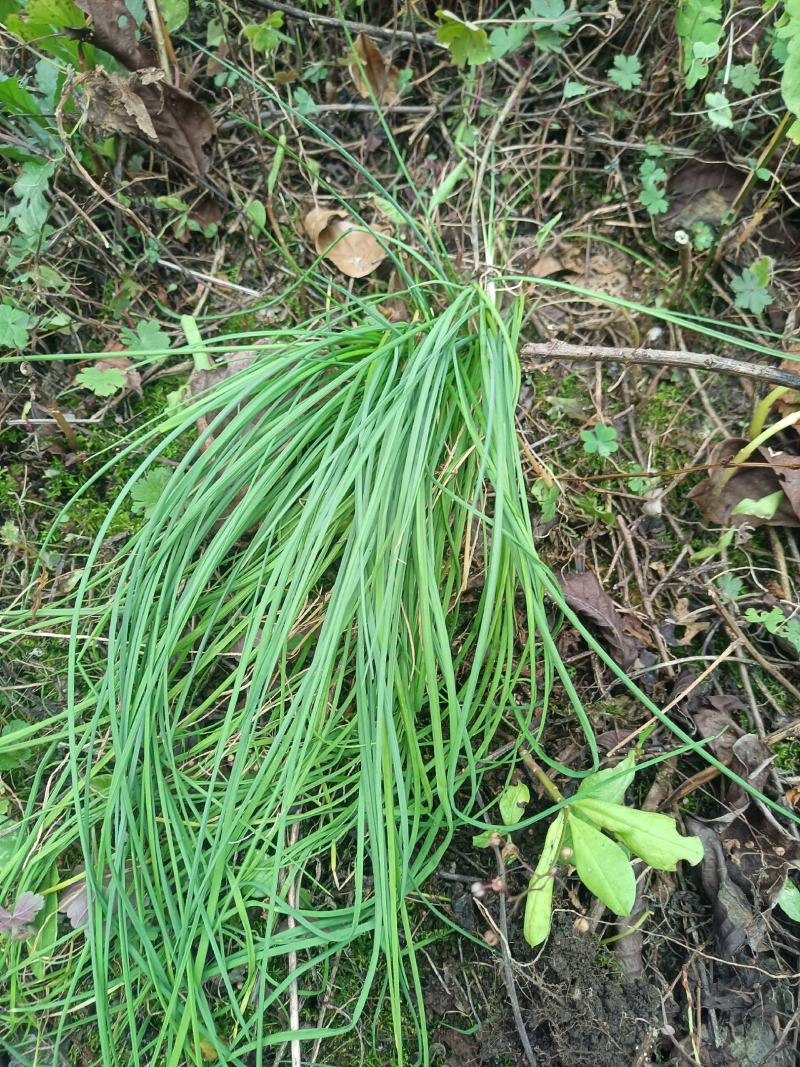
xmin=247 ymin=0 xmax=439 ymax=46
xmin=520 ymin=340 xmax=800 ymax=391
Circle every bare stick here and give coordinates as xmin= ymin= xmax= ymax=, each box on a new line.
xmin=248 ymin=0 xmax=438 ymax=45
xmin=520 ymin=340 xmax=800 ymax=391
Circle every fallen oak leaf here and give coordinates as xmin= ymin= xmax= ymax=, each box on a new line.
xmin=303 ymin=208 xmax=388 ymax=279
xmin=349 ymin=34 xmax=401 ymax=107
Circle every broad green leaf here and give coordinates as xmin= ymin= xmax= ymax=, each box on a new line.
xmin=573 ymin=799 xmax=704 ymax=870
xmin=498 ymin=781 xmax=530 ymax=826
xmin=524 ymin=810 xmax=565 ymax=947
xmin=246 ymin=199 xmax=267 ymax=230
xmin=675 ymin=0 xmax=722 ymax=88
xmin=532 ymin=478 xmax=559 ymax=522
xmin=777 ymin=878 xmax=800 ymax=922
xmin=160 ymin=0 xmax=189 ymax=32
xmin=29 ymin=865 xmax=58 ymax=978
xmin=8 ymin=159 xmax=55 ymax=235
xmin=731 ymin=490 xmax=784 ymax=520
xmin=568 ymin=812 xmax=636 ymax=915
xmin=576 ymin=751 xmax=636 ymax=804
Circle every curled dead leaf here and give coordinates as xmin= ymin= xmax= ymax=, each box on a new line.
xmin=76 ymin=1 xmax=215 ymax=175
xmin=84 ymin=68 xmax=160 ymax=140
xmin=303 ymin=208 xmax=388 ymax=279
xmin=561 ymin=570 xmax=642 ymax=669
xmin=349 ymin=34 xmax=400 ymax=107
xmin=58 ymin=874 xmax=89 ymax=930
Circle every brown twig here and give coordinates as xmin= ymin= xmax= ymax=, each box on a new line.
xmin=520 ymin=341 xmax=800 ymax=390
xmin=247 ymin=0 xmax=438 ymax=45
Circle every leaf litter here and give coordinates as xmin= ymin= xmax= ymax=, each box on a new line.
xmin=303 ymin=207 xmax=389 ymax=278
xmin=76 ymin=0 xmax=215 ymax=175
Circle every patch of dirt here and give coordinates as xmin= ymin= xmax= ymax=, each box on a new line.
xmin=517 ymin=919 xmax=660 ymax=1066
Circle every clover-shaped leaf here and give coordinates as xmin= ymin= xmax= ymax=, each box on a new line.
xmin=581 ymin=423 xmax=619 ymax=457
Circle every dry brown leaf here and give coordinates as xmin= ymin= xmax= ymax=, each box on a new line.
xmin=76 ymin=0 xmax=154 ymax=70
xmin=303 ymin=208 xmax=388 ymax=279
xmin=688 ymin=439 xmax=800 ymax=528
xmin=76 ymin=1 xmax=216 ymax=175
xmin=84 ymin=68 xmax=160 ymax=141
xmin=349 ymin=34 xmax=400 ymax=107
xmin=561 ymin=570 xmax=641 ymax=669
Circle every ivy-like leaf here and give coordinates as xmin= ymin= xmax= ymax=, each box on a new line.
xmin=489 ymin=20 xmax=529 ymax=60
xmin=568 ymin=812 xmax=636 ymax=916
xmin=436 ymin=11 xmax=492 ymax=67
xmin=524 ymin=810 xmax=566 ymax=947
xmin=120 ymin=319 xmax=171 ymax=353
xmin=75 ymin=366 xmax=127 ymax=397
xmin=731 ymin=260 xmax=773 ymax=314
xmin=573 ymin=798 xmax=704 ymax=870
xmin=729 ymin=62 xmax=760 ymax=94
xmin=608 ymin=55 xmax=642 ymax=90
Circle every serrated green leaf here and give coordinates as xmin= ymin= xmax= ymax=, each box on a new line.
xmin=524 ymin=810 xmax=566 ymax=947
xmin=8 ymin=159 xmax=55 ymax=235
xmin=568 ymin=812 xmax=636 ymax=915
xmin=731 ymin=261 xmax=773 ymax=313
xmin=576 ymin=752 xmax=636 ymax=805
xmin=75 ymin=366 xmax=126 ymax=397
xmin=130 ymin=467 xmax=172 ymax=518
xmin=489 ymin=20 xmax=530 ymax=60
xmin=0 ymin=720 xmax=29 ymax=771
xmin=0 ymin=305 xmax=32 ymax=349
xmin=639 ymin=186 xmax=669 ymax=215
xmin=120 ymin=319 xmax=171 ymax=353
xmin=573 ymin=798 xmax=704 ymax=869
xmin=729 ymin=62 xmax=760 ymax=94
xmin=705 ymin=90 xmax=733 ymax=128
xmin=608 ymin=54 xmax=642 ymax=90
xmin=436 ymin=11 xmax=492 ymax=67
xmin=777 ymin=878 xmax=800 ymax=922
xmin=498 ymin=781 xmax=530 ymax=826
